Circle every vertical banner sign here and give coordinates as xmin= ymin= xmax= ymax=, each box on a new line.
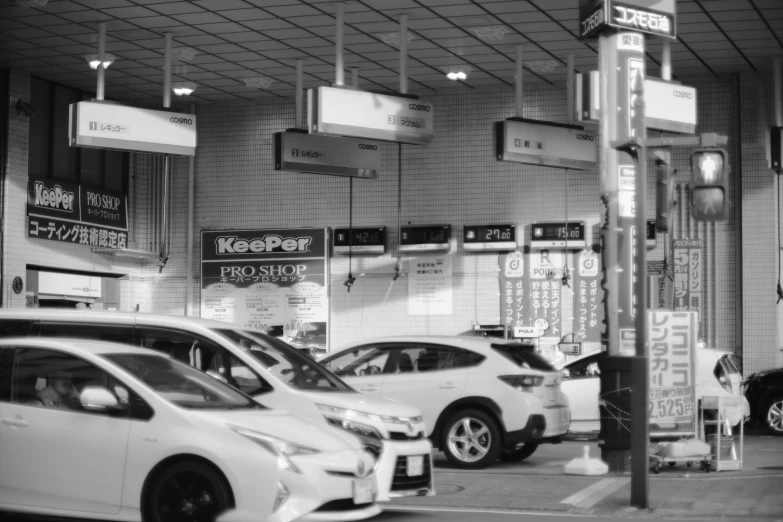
xmin=200 ymin=229 xmax=329 ymax=349
xmin=530 ymin=250 xmax=567 ymax=338
xmin=499 ymin=251 xmax=528 ymax=331
xmin=648 ymin=311 xmax=697 ymax=437
xmin=647 ymin=260 xmax=671 ymax=310
xmin=573 ymin=249 xmax=603 ymax=350
xmin=672 ymin=239 xmax=702 ymax=319
xmin=408 ymin=254 xmax=453 ymax=315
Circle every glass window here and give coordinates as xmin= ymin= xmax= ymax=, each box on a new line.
xmin=390 ymin=344 xmax=483 ymax=373
xmin=563 ymin=355 xmax=603 ymax=379
xmin=10 ymin=347 xmax=132 ymax=417
xmin=0 ymin=319 xmax=31 ymax=338
xmin=35 ymin=323 xmax=134 ymax=344
xmin=491 ymin=342 xmax=556 ymax=371
xmin=216 ymin=328 xmax=352 ymax=392
xmin=51 ymin=84 xmax=80 ymax=181
xmin=322 ymin=344 xmax=393 ymax=377
xmin=136 ymin=328 xmax=271 ymax=396
xmin=0 ymin=347 xmax=12 ymax=402
xmin=104 ymin=353 xmax=263 ymax=410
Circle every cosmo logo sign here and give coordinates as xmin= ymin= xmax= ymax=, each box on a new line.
xmin=579 ymin=0 xmax=676 ymax=40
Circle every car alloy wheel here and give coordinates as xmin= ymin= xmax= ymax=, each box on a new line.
xmin=147 ymin=461 xmax=232 ymax=522
xmin=443 ymin=408 xmax=501 ymax=469
xmin=766 ymin=394 xmax=783 ymax=436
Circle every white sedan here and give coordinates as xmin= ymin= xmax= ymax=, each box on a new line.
xmin=0 ymin=338 xmax=379 ymax=522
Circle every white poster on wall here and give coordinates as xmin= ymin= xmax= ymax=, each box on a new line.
xmin=408 ymin=254 xmax=453 ymax=315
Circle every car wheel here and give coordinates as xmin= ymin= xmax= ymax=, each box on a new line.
xmin=498 ymin=442 xmax=539 ymax=462
xmin=442 ymin=409 xmax=502 ymax=469
xmin=765 ymin=394 xmax=783 ymax=436
xmin=145 ymin=461 xmax=233 ymax=522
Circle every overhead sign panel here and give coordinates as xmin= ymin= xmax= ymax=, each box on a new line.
xmin=333 ymin=227 xmax=386 ymax=254
xmin=579 ymin=0 xmax=676 ymax=40
xmin=69 ymin=100 xmax=196 ymax=156
xmin=308 ymin=86 xmax=434 ymax=145
xmin=274 ymin=131 xmax=380 ymax=179
xmin=644 ymin=78 xmax=697 ymax=134
xmin=495 ymin=118 xmax=597 ymax=171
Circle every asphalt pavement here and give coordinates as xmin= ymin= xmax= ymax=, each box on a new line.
xmin=389 ymin=431 xmax=783 ymax=520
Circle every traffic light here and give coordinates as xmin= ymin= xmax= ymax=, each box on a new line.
xmin=690 ymin=148 xmax=729 ymax=221
xmin=655 ymin=156 xmax=676 ymax=232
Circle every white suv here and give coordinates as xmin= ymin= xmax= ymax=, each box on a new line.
xmin=322 ymin=336 xmax=571 ymax=469
xmin=0 ymin=310 xmax=434 ymax=507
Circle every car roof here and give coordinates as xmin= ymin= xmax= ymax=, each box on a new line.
xmin=336 ymin=335 xmax=526 ymax=354
xmin=0 ymin=336 xmax=165 ymax=357
xmin=0 ymin=308 xmax=253 ymax=332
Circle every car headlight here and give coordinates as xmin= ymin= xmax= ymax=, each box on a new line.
xmin=227 ymin=424 xmax=318 ymax=474
xmin=316 ymin=403 xmax=422 ymax=427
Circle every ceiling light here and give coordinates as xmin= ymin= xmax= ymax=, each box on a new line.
xmin=172 ymin=81 xmax=197 ymax=96
xmin=377 ymin=31 xmax=415 ymax=48
xmin=172 ymin=47 xmax=198 ymax=63
xmin=469 ymin=26 xmax=509 ymax=41
xmin=525 ymin=59 xmax=560 ymax=74
xmin=443 ymin=65 xmax=472 ymax=81
xmin=243 ymin=76 xmax=273 ymax=89
xmin=84 ymin=53 xmax=116 ymax=70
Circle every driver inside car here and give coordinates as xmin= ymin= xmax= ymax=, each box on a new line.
xmin=30 ymin=370 xmax=80 ymax=410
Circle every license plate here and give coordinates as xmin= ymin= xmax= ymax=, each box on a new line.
xmin=548 ymin=387 xmax=557 ymax=402
xmin=407 ymin=455 xmax=424 ymax=477
xmin=352 ymin=478 xmax=373 ymax=504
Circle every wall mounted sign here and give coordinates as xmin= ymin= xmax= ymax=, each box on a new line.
xmin=495 ymin=118 xmax=597 ymax=171
xmin=408 ymin=254 xmax=453 ymax=315
xmin=579 ymin=0 xmax=676 ymax=41
xmin=530 ymin=222 xmax=586 ymax=249
xmin=672 ymin=239 xmax=702 ymax=321
xmin=69 ymin=100 xmax=196 ymax=156
xmin=463 ymin=224 xmax=516 ymax=251
xmin=333 ymin=226 xmax=386 ymax=254
xmin=644 ymin=78 xmax=697 ymax=134
xmin=274 ymin=130 xmax=381 ymax=179
xmin=400 ymin=225 xmax=451 ymax=253
xmin=308 ymin=86 xmax=434 ymax=145
xmin=200 ymin=228 xmax=330 ymax=350
xmin=27 ymin=177 xmax=129 ymax=249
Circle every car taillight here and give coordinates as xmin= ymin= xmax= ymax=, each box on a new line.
xmin=498 ymin=374 xmax=544 ymax=392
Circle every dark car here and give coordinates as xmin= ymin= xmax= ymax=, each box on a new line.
xmin=743 ymin=367 xmax=783 ymax=436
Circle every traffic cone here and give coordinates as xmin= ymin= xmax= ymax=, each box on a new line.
xmin=564 ymin=445 xmax=609 ymax=475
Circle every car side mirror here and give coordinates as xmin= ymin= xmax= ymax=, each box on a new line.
xmin=80 ymin=386 xmax=120 ymax=411
xmin=207 ymin=371 xmax=229 ymax=384
xmin=561 ymin=369 xmax=571 ymax=379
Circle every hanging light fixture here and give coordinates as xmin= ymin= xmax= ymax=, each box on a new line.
xmin=172 ymin=81 xmax=197 ymax=96
xmin=84 ymin=53 xmax=116 ymax=70
xmin=443 ymin=65 xmax=472 ymax=81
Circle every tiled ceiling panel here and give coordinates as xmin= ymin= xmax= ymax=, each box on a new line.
xmin=0 ymin=0 xmax=780 ymax=105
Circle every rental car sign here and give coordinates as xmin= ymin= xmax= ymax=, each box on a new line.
xmin=579 ymin=0 xmax=676 ymax=40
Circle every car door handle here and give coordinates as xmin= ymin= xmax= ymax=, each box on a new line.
xmin=1 ymin=417 xmax=29 ymax=428
xmin=439 ymin=383 xmax=458 ymax=389
xmin=359 ymin=385 xmax=379 ymax=392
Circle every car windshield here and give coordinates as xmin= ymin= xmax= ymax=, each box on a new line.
xmin=215 ymin=328 xmax=353 ymax=392
xmin=103 ymin=353 xmax=263 ymax=410
xmin=491 ymin=342 xmax=556 ymax=371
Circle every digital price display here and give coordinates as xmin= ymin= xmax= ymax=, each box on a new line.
xmin=399 ymin=225 xmax=451 ymax=253
xmin=530 ymin=222 xmax=586 ymax=249
xmin=333 ymin=226 xmax=386 ymax=254
xmin=647 ymin=220 xmax=657 ymax=249
xmin=463 ymin=224 xmax=517 ymax=251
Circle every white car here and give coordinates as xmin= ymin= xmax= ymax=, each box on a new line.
xmin=0 ymin=309 xmax=434 ymax=503
xmin=321 ymin=336 xmax=571 ymax=469
xmin=0 ymin=338 xmax=378 ymax=522
xmin=557 ymin=347 xmax=751 ymax=436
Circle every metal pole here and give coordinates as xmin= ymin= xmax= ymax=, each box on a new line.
xmin=96 ymin=22 xmax=106 ymax=101
xmin=516 ymin=45 xmax=524 ymax=118
xmin=295 ymin=59 xmax=304 ymax=129
xmin=186 ymin=102 xmax=195 ymax=316
xmin=566 ymin=53 xmax=575 ymax=124
xmin=335 ymin=3 xmax=345 ymax=86
xmin=774 ymin=57 xmax=782 ymax=127
xmin=163 ymin=33 xmax=172 ymax=108
xmin=399 ymin=15 xmax=408 ymax=94
xmin=661 ymin=40 xmax=672 ymax=81
xmin=352 ymin=67 xmax=359 ymax=88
